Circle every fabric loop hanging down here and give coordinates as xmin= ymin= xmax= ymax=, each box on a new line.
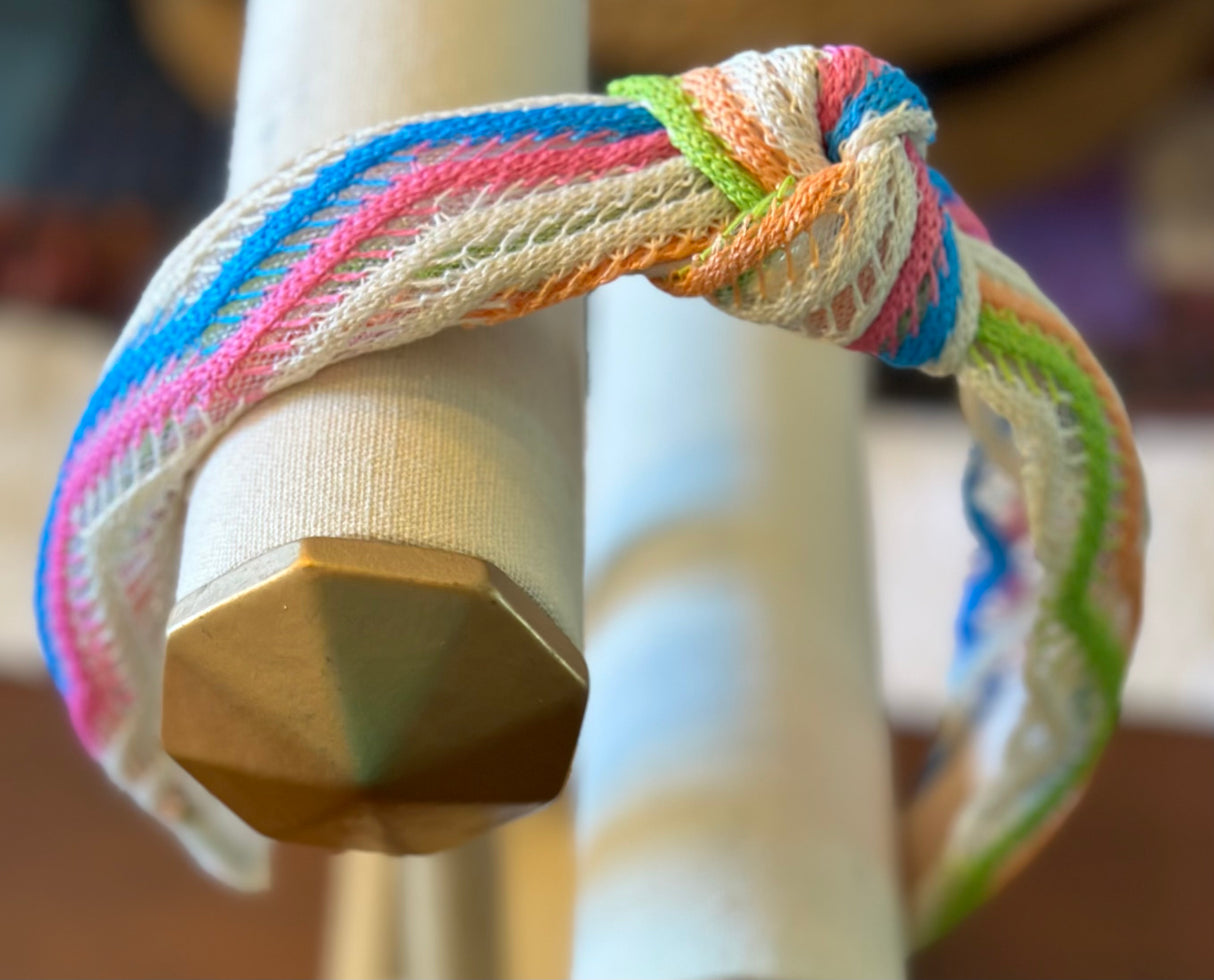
xmin=36 ymin=44 xmax=1146 ymax=945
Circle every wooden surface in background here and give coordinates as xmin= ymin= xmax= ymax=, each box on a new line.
xmin=898 ymin=730 xmax=1214 ymax=979
xmin=1 ymin=679 xmax=1212 ymax=979
xmin=0 ymin=681 xmax=326 ymax=980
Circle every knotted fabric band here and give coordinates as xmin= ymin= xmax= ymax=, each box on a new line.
xmin=36 ymin=45 xmax=1146 ymax=944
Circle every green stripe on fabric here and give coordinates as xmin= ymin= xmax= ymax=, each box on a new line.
xmin=975 ymin=306 xmax=1124 ymax=704
xmin=607 ymin=74 xmax=765 ymax=212
xmin=921 ymin=303 xmax=1128 ymax=945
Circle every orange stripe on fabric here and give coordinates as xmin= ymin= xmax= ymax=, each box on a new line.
xmin=659 ymin=163 xmax=854 ymax=299
xmin=467 ymin=231 xmax=715 ymax=325
xmin=680 ymin=67 xmax=792 ymax=192
xmin=979 ymin=275 xmax=1145 ymax=634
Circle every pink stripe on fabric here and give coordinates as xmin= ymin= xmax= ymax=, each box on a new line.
xmin=849 ymin=141 xmax=942 ymax=358
xmin=46 ymin=128 xmax=677 ymax=747
xmin=816 ymin=46 xmax=881 ymax=136
xmin=945 ymin=197 xmax=990 ymax=243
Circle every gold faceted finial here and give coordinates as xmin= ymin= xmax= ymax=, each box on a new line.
xmin=162 ymin=537 xmax=588 ymax=853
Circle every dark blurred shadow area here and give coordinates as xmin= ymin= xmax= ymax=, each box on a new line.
xmin=0 ymin=0 xmax=229 ymax=318
xmin=0 ymin=1 xmax=1212 ymax=978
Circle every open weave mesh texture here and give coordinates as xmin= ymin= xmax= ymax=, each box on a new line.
xmin=37 ymin=46 xmax=1145 ymax=944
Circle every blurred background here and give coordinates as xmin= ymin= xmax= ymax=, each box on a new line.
xmin=1 ymin=0 xmax=1213 ymax=976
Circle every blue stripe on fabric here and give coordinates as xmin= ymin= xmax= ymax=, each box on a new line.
xmin=35 ymin=497 xmax=67 ymax=689
xmin=879 ymin=214 xmax=961 ymax=368
xmin=954 ymin=450 xmax=1012 ymax=661
xmin=826 ymin=65 xmax=930 ymax=162
xmin=928 ymin=167 xmax=957 ymax=203
xmin=37 ymin=100 xmax=662 ymax=687
xmin=36 ymin=570 xmax=64 ymax=689
xmin=70 ymin=102 xmax=661 ymax=444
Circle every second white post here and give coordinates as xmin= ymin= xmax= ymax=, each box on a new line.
xmin=575 ymin=278 xmax=904 ymax=979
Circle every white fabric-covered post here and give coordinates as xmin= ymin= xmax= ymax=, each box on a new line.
xmin=187 ymin=2 xmax=586 ymax=978
xmin=574 ymin=279 xmax=905 ymax=979
xmin=178 ymin=0 xmax=588 ymax=651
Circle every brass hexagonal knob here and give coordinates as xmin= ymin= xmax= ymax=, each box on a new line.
xmin=162 ymin=537 xmax=588 ymax=854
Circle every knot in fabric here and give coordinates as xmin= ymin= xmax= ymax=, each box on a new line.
xmin=34 ymin=40 xmax=1145 ymax=948
xmin=610 ymin=45 xmax=981 ymax=372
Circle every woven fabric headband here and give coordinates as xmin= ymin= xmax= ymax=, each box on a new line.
xmin=37 ymin=44 xmax=1146 ymax=943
